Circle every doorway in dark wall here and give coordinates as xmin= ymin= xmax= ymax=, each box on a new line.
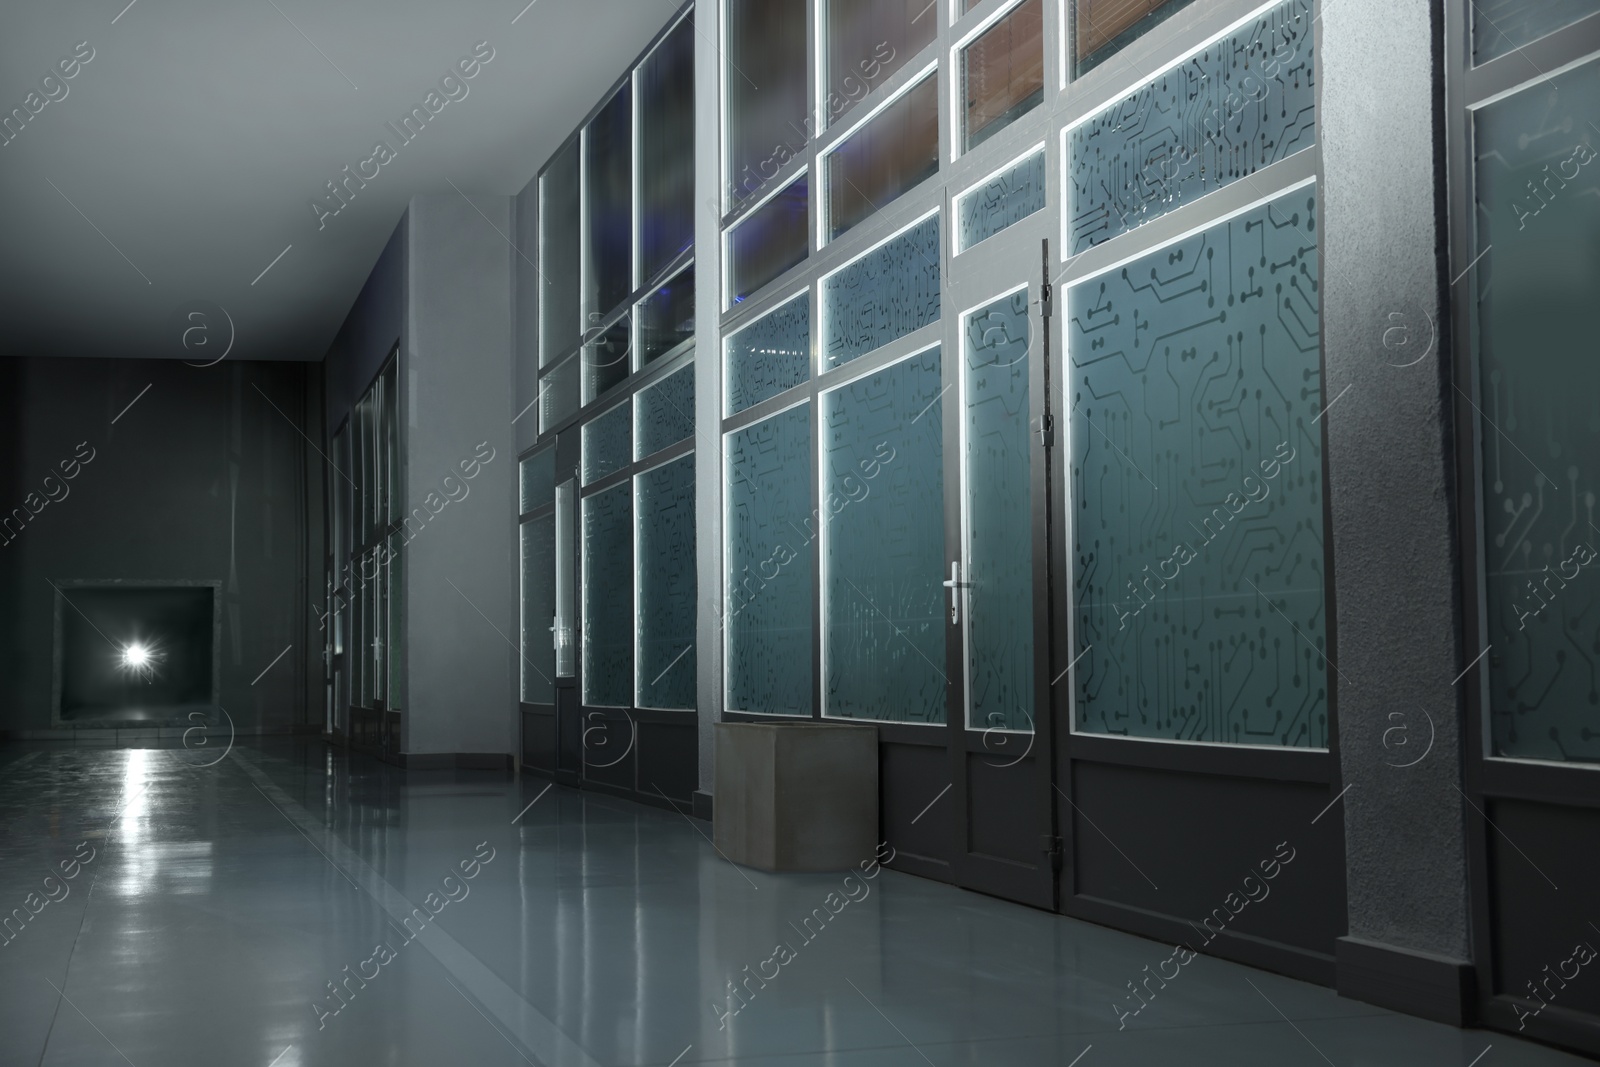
xmin=55 ymin=583 xmax=218 ymax=721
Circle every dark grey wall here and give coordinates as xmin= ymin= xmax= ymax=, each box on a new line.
xmin=0 ymin=357 xmax=315 ymax=735
xmin=1323 ymin=0 xmax=1470 ymax=964
xmin=326 ymin=216 xmax=407 ymax=435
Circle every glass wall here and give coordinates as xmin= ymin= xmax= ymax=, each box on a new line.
xmin=725 ymin=405 xmax=814 ymax=714
xmin=1073 ymin=0 xmax=1196 ymax=75
xmin=824 ymin=0 xmax=935 ymax=127
xmin=825 ymin=71 xmax=939 ymax=239
xmin=821 ymin=347 xmax=945 ymax=722
xmin=519 ymin=448 xmax=558 ymax=704
xmin=726 ymin=0 xmax=810 ymax=209
xmin=1068 ymin=187 xmax=1326 ymax=747
xmin=1472 ymin=58 xmax=1600 ymax=763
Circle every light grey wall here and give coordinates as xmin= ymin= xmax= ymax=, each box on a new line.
xmin=403 ymin=193 xmax=517 ymax=757
xmin=1322 ymin=0 xmax=1470 ymax=959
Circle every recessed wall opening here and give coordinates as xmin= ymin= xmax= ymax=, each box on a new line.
xmin=55 ymin=584 xmax=218 ymax=723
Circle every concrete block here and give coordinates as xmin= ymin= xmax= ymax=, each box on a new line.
xmin=714 ymin=722 xmax=877 ymax=872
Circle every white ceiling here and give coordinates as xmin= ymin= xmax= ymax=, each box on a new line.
xmin=0 ymin=0 xmax=672 ymax=361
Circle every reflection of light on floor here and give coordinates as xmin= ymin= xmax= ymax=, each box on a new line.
xmin=109 ymin=750 xmax=215 ymax=898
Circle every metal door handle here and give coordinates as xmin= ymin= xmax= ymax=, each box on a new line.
xmin=943 ymin=562 xmax=969 ymax=624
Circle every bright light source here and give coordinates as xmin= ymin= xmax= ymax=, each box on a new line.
xmin=121 ymin=643 xmax=150 ymax=669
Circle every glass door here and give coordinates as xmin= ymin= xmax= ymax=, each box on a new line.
xmin=942 ymin=218 xmax=1056 ymax=908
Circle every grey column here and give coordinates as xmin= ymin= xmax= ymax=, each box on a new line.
xmin=1320 ymin=0 xmax=1473 ymax=1024
xmin=691 ymin=0 xmax=726 ymax=819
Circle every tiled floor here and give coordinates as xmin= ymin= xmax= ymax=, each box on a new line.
xmin=0 ymin=740 xmax=1588 ymax=1066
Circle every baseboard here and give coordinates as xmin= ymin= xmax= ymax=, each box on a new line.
xmin=396 ymin=751 xmax=514 ymax=774
xmin=692 ymin=789 xmax=714 ymax=822
xmin=1336 ymin=936 xmax=1475 ymax=1026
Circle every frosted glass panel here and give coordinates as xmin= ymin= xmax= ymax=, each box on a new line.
xmin=725 ymin=405 xmax=813 ymax=714
xmin=1069 ymin=188 xmax=1326 ymax=747
xmin=1474 ymin=60 xmax=1600 ymax=763
xmin=520 ymin=449 xmax=556 ymax=514
xmin=636 ymin=363 xmax=696 ymax=460
xmin=637 ymin=455 xmax=697 ymax=709
xmin=824 ymin=347 xmax=946 ymax=723
xmin=823 ymin=214 xmax=941 ymax=371
xmin=1474 ymin=0 xmax=1596 ymax=63
xmin=582 ymin=401 xmax=631 ymax=486
xmin=1067 ymin=0 xmax=1314 ymax=253
xmin=726 ymin=293 xmax=811 ymax=415
xmin=958 ymin=149 xmax=1046 ymax=252
xmin=583 ymin=483 xmax=632 ymax=706
xmin=521 ymin=514 xmax=556 ymax=703
xmin=963 ymin=290 xmax=1034 ymax=732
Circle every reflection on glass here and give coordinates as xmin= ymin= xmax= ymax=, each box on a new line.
xmin=827 ymin=73 xmax=939 ymax=239
xmin=958 ymin=148 xmax=1046 ymax=251
xmin=638 ymin=266 xmax=695 ymax=366
xmin=727 ymin=0 xmax=810 ymax=208
xmin=825 ymin=0 xmax=935 ymax=128
xmin=582 ymin=401 xmax=631 ymax=486
xmin=387 ymin=530 xmax=403 ymax=708
xmin=1068 ymin=188 xmax=1326 ymax=747
xmin=541 ymin=353 xmax=580 ymax=434
xmin=640 ymin=13 xmax=696 ymax=283
xmin=962 ymin=0 xmax=1043 ymax=152
xmin=824 ymin=347 xmax=945 ymax=722
xmin=636 ymin=363 xmax=696 ymax=460
xmin=1475 ymin=59 xmax=1600 ymax=763
xmin=1474 ymin=0 xmax=1595 ymax=64
xmin=824 ymin=213 xmax=940 ymax=370
xmin=637 ymin=455 xmax=697 ymax=709
xmin=726 ymin=292 xmax=811 ymax=415
xmin=963 ymin=289 xmax=1033 ymax=732
xmin=1067 ymin=0 xmax=1314 ymax=253
xmin=586 ymin=85 xmax=632 ymax=319
xmin=521 ymin=514 xmax=556 ymax=703
xmin=520 ymin=449 xmax=557 ymax=514
xmin=555 ymin=479 xmax=576 ymax=677
xmin=540 ymin=139 xmax=582 ymax=364
xmin=726 ymin=405 xmax=813 ymax=714
xmin=729 ymin=174 xmax=810 ymax=304
xmin=1075 ymin=0 xmax=1197 ymax=75
xmin=583 ymin=482 xmax=632 ymax=706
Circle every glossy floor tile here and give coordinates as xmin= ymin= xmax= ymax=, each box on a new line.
xmin=0 ymin=741 xmax=1589 ymax=1067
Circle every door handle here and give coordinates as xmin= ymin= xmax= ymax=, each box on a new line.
xmin=942 ymin=561 xmax=970 ymax=624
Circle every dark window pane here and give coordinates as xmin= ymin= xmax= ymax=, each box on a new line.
xmin=825 ymin=0 xmax=936 ymax=129
xmin=540 ymin=139 xmax=581 ymax=363
xmin=583 ymin=316 xmax=631 ymax=402
xmin=640 ymin=14 xmax=696 ymax=283
xmin=729 ymin=174 xmax=809 ymax=304
xmin=1075 ymin=0 xmax=1196 ymax=76
xmin=519 ymin=448 xmax=556 ymax=514
xmin=540 ymin=352 xmax=580 ymax=434
xmin=727 ymin=0 xmax=809 ymax=209
xmin=586 ymin=85 xmax=633 ymax=319
xmin=638 ymin=265 xmax=695 ymax=366
xmin=827 ymin=73 xmax=939 ymax=240
xmin=963 ymin=0 xmax=1043 ymax=152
